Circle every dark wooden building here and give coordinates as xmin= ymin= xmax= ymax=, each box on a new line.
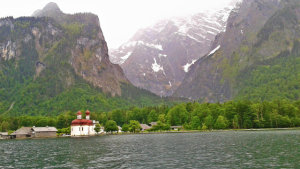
xmin=11 ymin=127 xmax=32 ymax=139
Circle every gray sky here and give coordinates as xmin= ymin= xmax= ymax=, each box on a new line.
xmin=0 ymin=0 xmax=234 ymax=48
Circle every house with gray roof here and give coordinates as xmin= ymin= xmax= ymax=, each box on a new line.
xmin=32 ymin=127 xmax=57 ymax=137
xmin=140 ymin=124 xmax=151 ymax=131
xmin=11 ymin=127 xmax=32 ymax=139
xmin=149 ymin=122 xmax=157 ymax=127
xmin=11 ymin=126 xmax=58 ymax=139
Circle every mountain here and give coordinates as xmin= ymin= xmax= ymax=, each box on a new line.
xmin=0 ymin=2 xmax=169 ymax=116
xmin=32 ymin=2 xmax=129 ymax=97
xmin=110 ymin=1 xmax=240 ymax=96
xmin=174 ymin=0 xmax=300 ymax=102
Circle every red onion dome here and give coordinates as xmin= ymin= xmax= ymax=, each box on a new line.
xmin=77 ymin=111 xmax=82 ymax=115
xmin=86 ymin=110 xmax=90 ymax=115
xmin=71 ymin=119 xmax=93 ymax=126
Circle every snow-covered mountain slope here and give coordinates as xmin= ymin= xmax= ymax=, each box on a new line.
xmin=110 ymin=1 xmax=240 ymax=96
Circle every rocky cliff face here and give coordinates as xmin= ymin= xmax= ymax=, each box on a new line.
xmin=174 ymin=0 xmax=299 ymax=102
xmin=32 ymin=2 xmax=129 ymax=96
xmin=110 ymin=1 xmax=240 ymax=96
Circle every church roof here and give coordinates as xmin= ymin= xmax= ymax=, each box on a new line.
xmin=71 ymin=119 xmax=93 ymax=126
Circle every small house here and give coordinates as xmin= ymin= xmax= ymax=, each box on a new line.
xmin=32 ymin=127 xmax=58 ymax=137
xmin=171 ymin=126 xmax=182 ymax=131
xmin=149 ymin=122 xmax=157 ymax=127
xmin=11 ymin=127 xmax=32 ymax=139
xmin=0 ymin=132 xmax=11 ymax=139
xmin=140 ymin=124 xmax=151 ymax=131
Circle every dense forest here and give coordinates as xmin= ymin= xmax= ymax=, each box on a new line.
xmin=236 ymin=43 xmax=300 ymax=101
xmin=1 ymin=100 xmax=300 ymax=132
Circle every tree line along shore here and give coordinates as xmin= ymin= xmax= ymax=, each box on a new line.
xmin=1 ymin=100 xmax=300 ymax=135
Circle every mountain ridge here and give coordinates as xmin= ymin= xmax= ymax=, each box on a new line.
xmin=110 ymin=1 xmax=240 ymax=96
xmin=174 ymin=0 xmax=300 ymax=102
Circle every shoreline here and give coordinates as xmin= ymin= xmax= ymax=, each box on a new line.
xmin=2 ymin=127 xmax=300 ymax=140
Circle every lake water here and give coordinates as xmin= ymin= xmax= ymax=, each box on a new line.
xmin=0 ymin=130 xmax=300 ymax=168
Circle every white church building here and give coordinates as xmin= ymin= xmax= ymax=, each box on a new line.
xmin=71 ymin=110 xmax=99 ymax=136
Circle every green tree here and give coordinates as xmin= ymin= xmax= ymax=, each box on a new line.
xmin=201 ymin=123 xmax=208 ymax=130
xmin=1 ymin=121 xmax=9 ymax=132
xmin=122 ymin=123 xmax=129 ymax=132
xmin=111 ymin=109 xmax=124 ymax=125
xmin=158 ymin=114 xmax=166 ymax=123
xmin=204 ymin=115 xmax=214 ymax=129
xmin=104 ymin=120 xmax=118 ymax=133
xmin=150 ymin=121 xmax=170 ymax=131
xmin=36 ymin=118 xmax=48 ymax=127
xmin=129 ymin=120 xmax=141 ymax=133
xmin=57 ymin=127 xmax=70 ymax=135
xmin=191 ymin=116 xmax=201 ymax=130
xmin=167 ymin=104 xmax=188 ymax=125
xmin=57 ymin=115 xmax=66 ymax=129
xmin=147 ymin=110 xmax=158 ymax=123
xmin=232 ymin=115 xmax=240 ymax=129
xmin=214 ymin=115 xmax=228 ymax=129
xmin=94 ymin=123 xmax=101 ymax=133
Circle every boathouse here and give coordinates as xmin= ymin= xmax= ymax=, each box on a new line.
xmin=11 ymin=127 xmax=32 ymax=138
xmin=0 ymin=132 xmax=11 ymax=139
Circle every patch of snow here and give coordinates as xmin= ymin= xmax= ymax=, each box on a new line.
xmin=152 ymin=58 xmax=164 ymax=72
xmin=208 ymin=45 xmax=221 ymax=56
xmin=202 ymin=25 xmax=220 ymax=32
xmin=158 ymin=53 xmax=167 ymax=58
xmin=207 ymin=31 xmax=216 ymax=35
xmin=120 ymin=52 xmax=132 ymax=64
xmin=178 ymin=24 xmax=189 ymax=34
xmin=137 ymin=41 xmax=163 ymax=50
xmin=169 ymin=81 xmax=172 ymax=87
xmin=194 ymin=33 xmax=206 ymax=39
xmin=120 ymin=41 xmax=163 ymax=51
xmin=121 ymin=41 xmax=137 ymax=49
xmin=183 ymin=59 xmax=197 ymax=73
xmin=143 ymin=73 xmax=146 ymax=76
xmin=241 ymin=29 xmax=243 ymax=34
xmin=187 ymin=35 xmax=203 ymax=43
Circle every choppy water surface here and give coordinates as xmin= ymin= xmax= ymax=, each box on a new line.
xmin=1 ymin=130 xmax=300 ymax=168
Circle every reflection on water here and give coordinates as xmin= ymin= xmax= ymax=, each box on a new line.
xmin=0 ymin=130 xmax=300 ymax=168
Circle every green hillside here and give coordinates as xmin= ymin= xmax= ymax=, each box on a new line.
xmin=236 ymin=41 xmax=300 ymax=101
